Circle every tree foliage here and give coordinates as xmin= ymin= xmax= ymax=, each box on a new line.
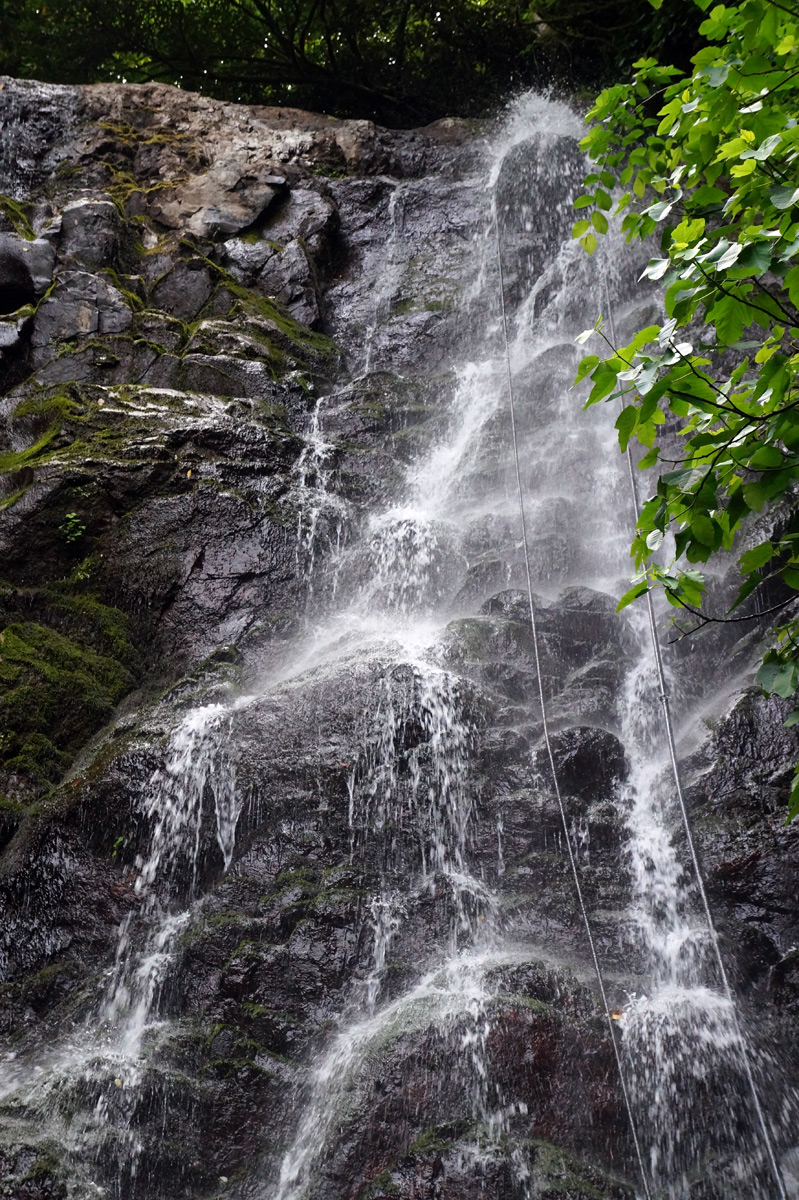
xmin=574 ymin=0 xmax=799 ymax=818
xmin=0 ymin=0 xmax=701 ymax=125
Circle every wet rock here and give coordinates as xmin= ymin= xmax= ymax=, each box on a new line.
xmin=0 ymin=233 xmax=37 ymax=314
xmin=58 ymin=198 xmax=121 ymax=269
xmin=684 ymin=688 xmax=799 ymax=995
xmin=30 ymin=269 xmax=132 ymax=356
xmin=151 ymin=260 xmax=214 ymax=321
xmin=149 ymin=163 xmax=286 ymax=238
xmin=257 ymin=238 xmax=319 ymax=325
xmin=548 ymin=726 xmax=627 ymax=803
xmin=0 ymin=1148 xmax=68 ymax=1199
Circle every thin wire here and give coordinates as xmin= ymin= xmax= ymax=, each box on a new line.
xmin=493 ymin=202 xmax=654 ymax=1200
xmin=603 ymin=279 xmax=788 ymax=1200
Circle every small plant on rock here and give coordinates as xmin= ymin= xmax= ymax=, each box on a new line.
xmin=58 ymin=512 xmax=86 ymax=544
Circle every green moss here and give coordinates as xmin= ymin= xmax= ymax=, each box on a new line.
xmin=13 ymin=390 xmax=79 ymax=422
xmin=0 ymin=485 xmax=29 ymax=512
xmin=97 ymin=119 xmax=192 ymax=149
xmin=241 ymin=1001 xmax=271 ymax=1017
xmin=359 ymin=1169 xmax=400 ymax=1198
xmin=498 ymin=992 xmax=553 ymax=1016
xmin=19 ymin=960 xmax=65 ymax=998
xmin=21 ymin=1153 xmax=64 ymax=1183
xmin=354 ymin=400 xmax=388 ymax=421
xmin=408 ymin=1119 xmax=472 ymax=1157
xmin=133 ymin=233 xmax=174 ymax=256
xmin=310 ymin=165 xmax=349 ymax=179
xmin=100 ymin=268 xmax=146 ymax=311
xmin=181 ymin=911 xmax=248 ymax=947
xmin=0 ymin=621 xmax=133 ymax=791
xmin=97 ymin=158 xmax=189 ymax=210
xmin=0 ymin=195 xmax=35 ymax=240
xmin=239 ymin=229 xmax=264 ymax=245
xmin=177 ymin=246 xmax=340 ymax=361
xmin=444 ymin=617 xmax=495 ymax=660
xmin=0 ymin=424 xmax=60 ymax=474
xmin=531 ymin=1139 xmax=631 ymax=1198
xmin=0 ymin=794 xmax=27 ymax=814
xmin=51 ymin=592 xmax=136 ymax=664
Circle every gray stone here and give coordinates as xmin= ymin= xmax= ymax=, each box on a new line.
xmin=30 ymin=269 xmax=131 ymax=352
xmin=58 ymin=198 xmax=121 ymax=269
xmin=149 ymin=161 xmax=286 ymax=238
xmin=0 ymin=233 xmax=37 ymax=314
xmin=257 ymin=237 xmax=319 ymax=325
xmin=151 ymin=261 xmax=214 ymax=321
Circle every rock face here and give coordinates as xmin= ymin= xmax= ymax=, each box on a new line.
xmin=0 ymin=77 xmax=797 ymax=1200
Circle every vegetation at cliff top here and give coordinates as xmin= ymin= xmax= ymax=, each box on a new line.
xmin=0 ymin=0 xmax=701 ymax=125
xmin=574 ymin=0 xmax=799 ymax=817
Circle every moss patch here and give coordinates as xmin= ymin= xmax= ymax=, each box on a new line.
xmin=0 ymin=620 xmax=133 ymax=793
xmin=0 ymin=195 xmax=35 ymax=240
xmin=531 ymin=1139 xmax=634 ymax=1198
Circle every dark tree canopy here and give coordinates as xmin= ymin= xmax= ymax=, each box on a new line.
xmin=1 ymin=0 xmax=702 ymax=125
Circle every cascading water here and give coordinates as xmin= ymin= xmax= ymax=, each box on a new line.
xmin=102 ymin=704 xmax=241 ymax=1059
xmin=2 ymin=92 xmax=797 ymax=1200
xmin=255 ymin=96 xmax=645 ymax=1200
xmin=616 ymin=606 xmax=789 ymax=1199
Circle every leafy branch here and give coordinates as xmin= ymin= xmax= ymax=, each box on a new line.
xmin=573 ymin=0 xmax=799 ymax=820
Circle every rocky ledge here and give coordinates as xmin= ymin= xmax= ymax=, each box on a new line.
xmin=0 ymin=76 xmax=477 ymax=807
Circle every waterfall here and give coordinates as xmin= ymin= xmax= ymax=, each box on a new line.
xmin=2 ymin=91 xmax=796 ymax=1200
xmin=255 ymin=92 xmax=795 ymax=1199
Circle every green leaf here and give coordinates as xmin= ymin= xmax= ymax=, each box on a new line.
xmin=574 ymin=354 xmax=599 ymax=385
xmin=770 ymin=186 xmax=799 ymax=211
xmin=757 ymin=659 xmax=799 ymax=699
xmin=756 ymin=653 xmax=785 ymax=693
xmin=712 ymin=294 xmax=746 ymax=344
xmin=748 ymin=445 xmax=783 ymax=469
xmin=638 ymin=445 xmax=660 ymax=469
xmin=730 ymin=572 xmax=762 ymax=611
xmin=646 ymin=199 xmax=674 ymax=222
xmin=783 ymin=711 xmax=799 ymax=728
xmin=643 ymin=258 xmax=670 ymax=280
xmin=742 ymin=482 xmax=768 ymax=512
xmin=587 ymin=359 xmax=621 ymax=405
xmin=739 ymin=541 xmax=775 ymax=572
xmin=617 ymin=580 xmax=649 ymax=611
xmin=734 ymin=242 xmax=772 ymax=276
xmin=686 ymin=184 xmax=728 ymax=211
xmin=785 ymin=266 xmax=799 ymax=309
xmin=691 ymin=514 xmax=716 ymax=546
xmin=615 ymin=404 xmax=639 ymax=452
xmin=787 ymin=771 xmax=799 ymax=824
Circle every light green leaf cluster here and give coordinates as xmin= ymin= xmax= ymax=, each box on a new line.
xmin=574 ymin=0 xmax=799 ymax=820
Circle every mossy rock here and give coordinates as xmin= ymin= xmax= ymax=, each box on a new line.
xmin=0 ymin=620 xmax=134 ymax=794
xmin=0 ymin=194 xmax=36 ymax=241
xmin=531 ymin=1139 xmax=634 ymax=1198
